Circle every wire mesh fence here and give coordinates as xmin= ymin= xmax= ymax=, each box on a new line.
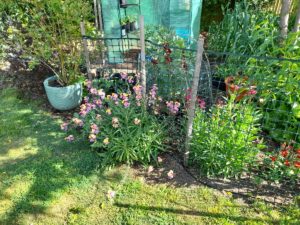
xmin=82 ymin=35 xmax=300 ymax=204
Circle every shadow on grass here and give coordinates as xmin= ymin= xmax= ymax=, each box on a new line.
xmin=0 ymin=89 xmax=101 ymax=224
xmin=115 ymin=202 xmax=280 ymax=223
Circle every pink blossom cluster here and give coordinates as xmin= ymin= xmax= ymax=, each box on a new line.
xmin=166 ymin=101 xmax=181 ymax=114
xmin=65 ymin=135 xmax=74 ymax=142
xmin=72 ymin=118 xmax=84 ymax=127
xmin=80 ymin=102 xmax=96 ymax=117
xmin=89 ymin=123 xmax=99 ymax=143
xmin=133 ymin=85 xmax=143 ymax=106
xmin=120 ymin=93 xmax=130 ymax=108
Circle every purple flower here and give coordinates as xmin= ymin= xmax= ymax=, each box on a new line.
xmin=83 ymin=96 xmax=89 ymax=103
xmin=149 ymin=84 xmax=158 ymax=99
xmin=128 ymin=76 xmax=134 ymax=84
xmin=65 ymin=135 xmax=74 ymax=142
xmin=166 ymin=101 xmax=180 ymax=114
xmin=120 ymin=72 xmax=128 ymax=80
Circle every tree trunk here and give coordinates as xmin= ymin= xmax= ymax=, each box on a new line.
xmin=293 ymin=0 xmax=300 ymax=32
xmin=279 ymin=0 xmax=292 ymax=40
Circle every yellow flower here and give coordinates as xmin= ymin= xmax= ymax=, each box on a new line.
xmin=106 ymin=108 xmax=112 ymax=115
xmin=103 ymin=137 xmax=109 ymax=145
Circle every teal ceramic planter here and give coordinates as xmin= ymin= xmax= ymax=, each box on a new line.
xmin=43 ymin=76 xmax=82 ymax=111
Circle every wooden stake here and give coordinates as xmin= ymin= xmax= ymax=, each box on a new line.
xmin=139 ymin=15 xmax=146 ymax=98
xmin=93 ymin=0 xmax=99 ymax=30
xmin=184 ymin=36 xmax=205 ymax=167
xmin=80 ymin=21 xmax=92 ymax=80
xmin=97 ymin=0 xmax=104 ymax=31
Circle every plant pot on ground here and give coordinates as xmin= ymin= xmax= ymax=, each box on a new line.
xmin=7 ymin=0 xmax=91 ymax=110
xmin=44 ymin=76 xmax=82 ymax=110
xmin=121 ymin=24 xmax=127 ymax=36
xmin=130 ymin=20 xmax=138 ymax=31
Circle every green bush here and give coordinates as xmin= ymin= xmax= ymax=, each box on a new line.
xmin=190 ymin=95 xmax=264 ymax=177
xmin=0 ymin=0 xmax=95 ymax=86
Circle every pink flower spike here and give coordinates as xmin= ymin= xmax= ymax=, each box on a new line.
xmin=120 ymin=72 xmax=128 ymax=80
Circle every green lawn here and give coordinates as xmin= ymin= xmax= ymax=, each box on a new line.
xmin=0 ymin=88 xmax=299 ymax=225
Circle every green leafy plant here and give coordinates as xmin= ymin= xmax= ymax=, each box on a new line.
xmin=63 ymin=75 xmax=166 ymax=166
xmin=190 ymin=95 xmax=265 ymax=177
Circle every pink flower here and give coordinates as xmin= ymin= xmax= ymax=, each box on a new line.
xmin=120 ymin=72 xmax=128 ymax=80
xmin=111 ymin=93 xmax=118 ymax=101
xmin=248 ymin=89 xmax=257 ymax=95
xmin=97 ymin=89 xmax=106 ymax=99
xmin=120 ymin=93 xmax=129 ymax=101
xmin=166 ymin=101 xmax=180 ymax=114
xmin=60 ymin=122 xmax=68 ymax=131
xmin=90 ymin=88 xmax=98 ymax=95
xmin=123 ymin=100 xmax=130 ymax=108
xmin=149 ymin=84 xmax=158 ymax=100
xmin=198 ymin=98 xmax=206 ymax=109
xmin=65 ymin=135 xmax=74 ymax=142
xmin=72 ymin=118 xmax=84 ymax=127
xmin=93 ymin=99 xmax=102 ymax=107
xmin=90 ymin=123 xmax=99 ymax=134
xmin=89 ymin=133 xmax=97 ymax=143
xmin=167 ymin=170 xmax=175 ymax=179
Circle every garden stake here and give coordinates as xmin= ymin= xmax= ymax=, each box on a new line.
xmin=80 ymin=21 xmax=92 ymax=80
xmin=139 ymin=15 xmax=146 ymax=99
xmin=184 ymin=35 xmax=204 ymax=167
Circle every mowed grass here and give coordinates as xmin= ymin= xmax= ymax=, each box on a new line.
xmin=0 ymin=88 xmax=299 ymax=225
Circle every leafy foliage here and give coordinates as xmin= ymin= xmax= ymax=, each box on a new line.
xmin=190 ymin=95 xmax=264 ymax=177
xmin=0 ymin=0 xmax=95 ymax=86
xmin=65 ymin=75 xmax=166 ymax=166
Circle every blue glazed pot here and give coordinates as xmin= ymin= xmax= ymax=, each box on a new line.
xmin=43 ymin=76 xmax=82 ymax=111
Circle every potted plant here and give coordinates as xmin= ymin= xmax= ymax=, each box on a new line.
xmin=121 ymin=19 xmax=127 ymax=36
xmin=12 ymin=0 xmax=92 ymax=110
xmin=120 ymin=0 xmax=128 ymax=8
xmin=129 ymin=16 xmax=138 ymax=31
xmin=124 ymin=16 xmax=131 ymax=33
